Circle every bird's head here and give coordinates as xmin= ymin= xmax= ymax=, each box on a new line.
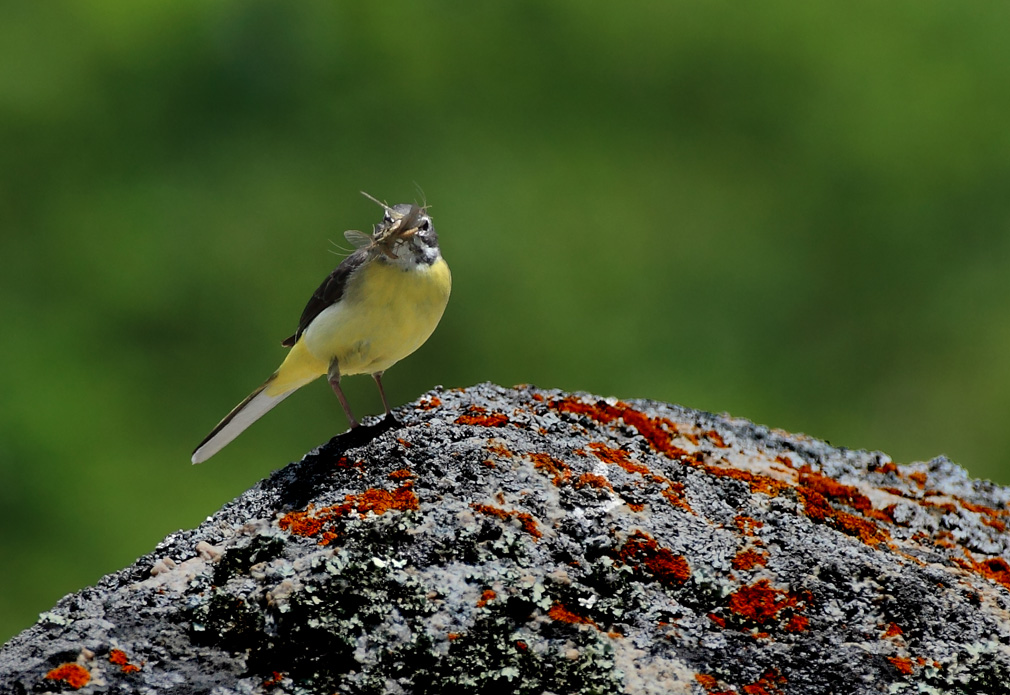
xmin=345 ymin=192 xmax=441 ymax=266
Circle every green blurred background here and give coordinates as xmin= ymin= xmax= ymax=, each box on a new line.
xmin=2 ymin=1 xmax=1009 ymax=643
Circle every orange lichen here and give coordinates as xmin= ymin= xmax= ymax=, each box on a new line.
xmin=553 ymin=393 xmax=1010 ymax=600
xmin=109 ymin=648 xmax=142 ymax=673
xmin=447 ymin=632 xmax=461 ymax=641
xmin=45 ymin=664 xmax=91 ymax=689
xmin=355 ymin=486 xmax=417 ymax=515
xmin=486 ymin=441 xmax=514 ymax=458
xmin=888 ymin=656 xmax=914 ymax=675
xmin=262 ymin=671 xmax=284 ymax=687
xmin=395 ymin=438 xmax=413 ymax=449
xmin=799 ymin=467 xmax=875 ymax=513
xmin=476 ymin=589 xmax=497 ymax=607
xmin=834 ymin=509 xmax=889 ymax=545
xmin=705 ymin=430 xmax=727 ymax=447
xmin=923 ymin=499 xmax=958 ymax=515
xmin=278 ymin=505 xmax=327 ymax=537
xmin=742 ymin=669 xmax=787 ymax=695
xmin=798 ymin=488 xmax=889 ymax=546
xmin=732 ymin=548 xmax=769 ymax=571
xmin=735 ymin=516 xmax=764 ymax=535
xmin=575 ymin=472 xmax=613 ymax=491
xmin=614 ymin=531 xmax=690 ymax=585
xmin=695 ymin=674 xmax=719 ymax=689
xmin=880 ymin=504 xmax=901 ymax=525
xmin=934 ymin=531 xmax=958 ymax=550
xmin=698 ymin=671 xmax=784 ymax=695
xmin=387 ymin=468 xmax=414 ymax=480
xmin=529 ymin=453 xmax=572 ymax=486
xmin=278 ymin=484 xmax=419 ymax=545
xmin=695 ymin=674 xmax=728 ymax=694
xmin=471 ymin=503 xmax=542 ymax=540
xmin=882 ymin=622 xmax=903 ymax=638
xmin=548 ymin=394 xmax=1010 ymax=602
xmin=354 ymin=485 xmax=418 ymax=514
xmin=548 ymin=602 xmax=597 ymax=627
xmin=621 ymin=409 xmax=680 ymax=454
xmin=702 ymin=464 xmax=786 ymax=496
xmin=659 ymin=481 xmax=691 ymax=511
xmin=951 ymin=498 xmax=1009 ymax=528
xmin=550 ymin=397 xmax=690 ymax=460
xmin=727 ymin=579 xmax=801 ymax=625
xmin=552 ymin=397 xmax=620 ymax=424
xmin=971 ymin=556 xmax=1010 ymax=589
xmin=960 ymin=499 xmax=1008 ymax=518
xmin=455 ymin=406 xmax=509 ymax=427
xmin=418 ymin=396 xmax=441 ymax=410
xmin=984 ymin=517 xmax=1007 ymax=532
xmin=514 ymin=513 xmax=542 ymax=539
xmin=588 ymin=442 xmax=640 ymax=469
xmin=783 ymin=614 xmax=809 ymax=633
xmin=587 ymin=442 xmax=693 ymax=513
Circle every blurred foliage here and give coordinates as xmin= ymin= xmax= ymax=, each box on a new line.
xmin=2 ymin=0 xmax=1010 ymax=643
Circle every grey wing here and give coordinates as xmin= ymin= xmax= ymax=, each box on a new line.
xmin=281 ymin=249 xmax=368 ymax=347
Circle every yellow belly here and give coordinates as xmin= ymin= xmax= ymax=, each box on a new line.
xmin=299 ymin=257 xmax=451 ymax=377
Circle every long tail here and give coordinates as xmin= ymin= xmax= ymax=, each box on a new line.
xmin=192 ymin=341 xmax=327 ymax=464
xmin=190 ymin=376 xmax=291 ymax=463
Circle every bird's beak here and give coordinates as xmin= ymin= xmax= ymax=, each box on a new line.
xmin=398 ymin=226 xmax=419 ymax=239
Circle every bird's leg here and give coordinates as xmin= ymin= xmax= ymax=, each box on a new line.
xmin=328 ymin=360 xmax=359 ymax=428
xmin=372 ymin=372 xmax=399 ymax=424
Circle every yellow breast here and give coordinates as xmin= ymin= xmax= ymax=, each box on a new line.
xmin=301 ymin=257 xmax=451 ymax=376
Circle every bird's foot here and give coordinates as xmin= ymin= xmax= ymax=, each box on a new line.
xmin=330 ymin=413 xmax=400 ymax=449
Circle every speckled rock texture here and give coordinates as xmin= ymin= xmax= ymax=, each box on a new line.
xmin=3 ymin=383 xmax=1010 ymax=694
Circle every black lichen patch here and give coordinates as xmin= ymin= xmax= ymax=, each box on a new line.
xmin=189 ymin=591 xmax=265 ymax=654
xmin=412 ymin=603 xmax=621 ymax=695
xmin=213 ymin=534 xmax=285 ymax=586
xmin=919 ymin=659 xmax=1010 ymax=694
xmin=247 ymin=548 xmax=439 ymax=692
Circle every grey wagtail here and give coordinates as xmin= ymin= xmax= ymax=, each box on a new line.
xmin=191 ymin=193 xmax=451 ymax=464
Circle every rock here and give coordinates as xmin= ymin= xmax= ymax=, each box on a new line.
xmin=2 ymin=383 xmax=1009 ymax=694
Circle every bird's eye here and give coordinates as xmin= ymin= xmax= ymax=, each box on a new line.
xmin=418 ymin=219 xmax=430 ymax=232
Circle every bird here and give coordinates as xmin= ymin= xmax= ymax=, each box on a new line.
xmin=191 ymin=193 xmax=451 ymax=464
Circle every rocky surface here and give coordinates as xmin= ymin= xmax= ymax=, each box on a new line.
xmin=2 ymin=383 xmax=1010 ymax=694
